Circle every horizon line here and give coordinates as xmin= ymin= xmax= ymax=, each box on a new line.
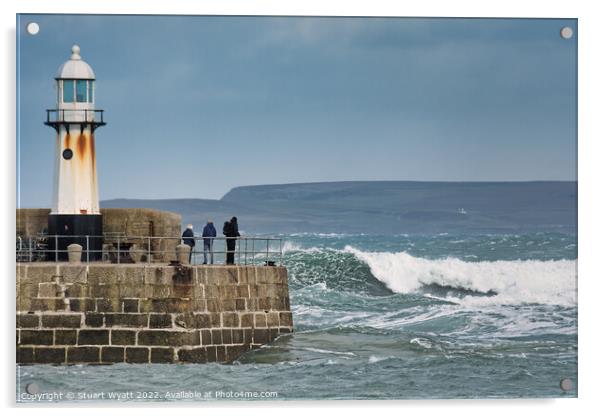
xmin=92 ymin=179 xmax=577 ymax=203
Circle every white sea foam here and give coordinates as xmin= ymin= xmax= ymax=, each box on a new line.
xmin=281 ymin=241 xmax=323 ymax=253
xmin=344 ymin=246 xmax=577 ymax=306
xmin=410 ymin=337 xmax=435 ymax=349
xmin=368 ymin=355 xmax=389 ymax=363
xmin=288 ymin=232 xmax=360 ymax=238
xmin=282 ymin=241 xmax=303 ymax=252
xmin=302 ymin=347 xmax=356 ymax=357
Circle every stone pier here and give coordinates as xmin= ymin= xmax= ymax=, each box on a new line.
xmin=16 ymin=263 xmax=293 ymax=364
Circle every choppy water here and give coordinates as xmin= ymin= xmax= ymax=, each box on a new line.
xmin=17 ymin=232 xmax=577 ymax=401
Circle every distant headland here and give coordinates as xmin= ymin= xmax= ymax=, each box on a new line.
xmin=101 ymin=181 xmax=577 ymax=235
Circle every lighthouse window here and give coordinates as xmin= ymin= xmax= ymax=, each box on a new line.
xmin=88 ymin=81 xmax=94 ymax=103
xmin=76 ymin=80 xmax=87 ymax=102
xmin=63 ymin=80 xmax=74 ymax=103
xmin=62 ymin=148 xmax=73 ymax=160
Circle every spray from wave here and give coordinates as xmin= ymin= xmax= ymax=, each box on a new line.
xmin=282 ymin=241 xmax=323 ymax=253
xmin=343 ymin=246 xmax=576 ymax=306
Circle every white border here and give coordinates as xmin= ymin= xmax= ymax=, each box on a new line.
xmin=2 ymin=1 xmax=601 ymax=415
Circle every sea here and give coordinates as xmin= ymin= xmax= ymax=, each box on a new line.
xmin=17 ymin=231 xmax=577 ymax=402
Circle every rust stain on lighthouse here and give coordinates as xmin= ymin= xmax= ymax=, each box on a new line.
xmin=64 ymin=132 xmax=71 ymax=149
xmin=77 ymin=133 xmax=87 ymax=159
xmin=90 ymin=133 xmax=97 ymax=183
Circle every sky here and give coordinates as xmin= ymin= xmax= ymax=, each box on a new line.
xmin=17 ymin=15 xmax=577 ymax=207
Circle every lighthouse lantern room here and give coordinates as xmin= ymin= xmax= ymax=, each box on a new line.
xmin=45 ymin=45 xmax=106 ymax=260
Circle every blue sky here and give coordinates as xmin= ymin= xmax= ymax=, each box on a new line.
xmin=17 ymin=15 xmax=577 ymax=207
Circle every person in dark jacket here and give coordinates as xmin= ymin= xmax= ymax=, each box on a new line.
xmin=223 ymin=216 xmax=240 ymax=265
xmin=202 ymin=220 xmax=217 ymax=264
xmin=181 ymin=224 xmax=195 ymax=263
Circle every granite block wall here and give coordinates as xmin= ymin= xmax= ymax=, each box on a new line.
xmin=16 ymin=264 xmax=293 ymax=364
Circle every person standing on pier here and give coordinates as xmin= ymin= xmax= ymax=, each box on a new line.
xmin=181 ymin=224 xmax=195 ymax=263
xmin=202 ymin=219 xmax=217 ymax=264
xmin=223 ymin=217 xmax=240 ymax=265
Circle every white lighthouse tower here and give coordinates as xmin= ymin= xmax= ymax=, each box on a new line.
xmin=45 ymin=45 xmax=106 ymax=260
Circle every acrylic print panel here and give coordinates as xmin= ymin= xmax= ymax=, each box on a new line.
xmin=16 ymin=14 xmax=577 ymax=402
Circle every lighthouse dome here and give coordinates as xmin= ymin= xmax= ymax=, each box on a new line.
xmin=55 ymin=45 xmax=95 ymax=80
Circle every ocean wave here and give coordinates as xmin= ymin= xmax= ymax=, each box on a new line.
xmin=344 ymin=246 xmax=576 ymax=306
xmin=286 ymin=232 xmax=364 ymax=238
xmin=410 ymin=337 xmax=435 ymax=349
xmin=368 ymin=355 xmax=391 ymax=363
xmin=282 ymin=241 xmax=323 ymax=253
xmin=300 ymin=347 xmax=356 ymax=357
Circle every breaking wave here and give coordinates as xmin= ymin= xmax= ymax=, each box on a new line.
xmin=343 ymin=246 xmax=577 ymax=306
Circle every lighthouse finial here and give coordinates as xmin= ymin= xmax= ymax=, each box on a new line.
xmin=71 ymin=45 xmax=81 ymax=60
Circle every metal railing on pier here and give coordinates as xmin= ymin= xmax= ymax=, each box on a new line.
xmin=16 ymin=235 xmax=284 ymax=266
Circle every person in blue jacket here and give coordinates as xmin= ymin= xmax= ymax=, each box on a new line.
xmin=202 ymin=220 xmax=217 ymax=264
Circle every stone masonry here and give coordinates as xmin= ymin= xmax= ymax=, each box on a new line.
xmin=16 ymin=208 xmax=182 ymax=262
xmin=16 ymin=263 xmax=293 ymax=364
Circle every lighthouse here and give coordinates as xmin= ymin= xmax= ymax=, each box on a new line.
xmin=45 ymin=45 xmax=106 ymax=260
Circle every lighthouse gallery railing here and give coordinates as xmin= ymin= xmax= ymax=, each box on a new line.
xmin=45 ymin=109 xmax=105 ymax=124
xmin=16 ymin=235 xmax=284 ymax=266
